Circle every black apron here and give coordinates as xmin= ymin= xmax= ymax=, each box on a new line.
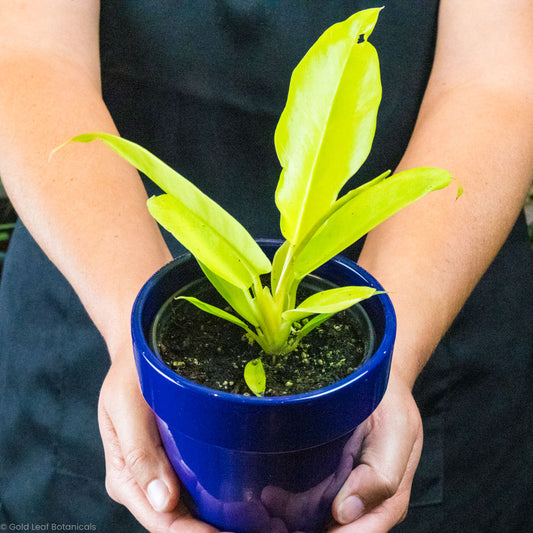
xmin=1 ymin=2 xmax=531 ymax=531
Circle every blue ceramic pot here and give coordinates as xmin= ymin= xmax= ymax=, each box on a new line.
xmin=131 ymin=240 xmax=396 ymax=533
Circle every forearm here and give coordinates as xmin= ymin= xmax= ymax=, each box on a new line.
xmin=0 ymin=53 xmax=172 ymax=357
xmin=359 ymin=83 xmax=533 ymax=387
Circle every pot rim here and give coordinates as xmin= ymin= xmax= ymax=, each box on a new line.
xmin=132 ymin=238 xmax=396 ymax=406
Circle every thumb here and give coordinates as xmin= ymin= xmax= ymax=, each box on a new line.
xmin=331 ymin=379 xmax=423 ymax=529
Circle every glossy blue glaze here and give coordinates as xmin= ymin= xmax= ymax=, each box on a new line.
xmin=131 ymin=240 xmax=396 ymax=533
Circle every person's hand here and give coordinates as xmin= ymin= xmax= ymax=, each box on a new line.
xmin=329 ymin=374 xmax=423 ymax=532
xmin=97 ymin=341 xmax=227 ymax=533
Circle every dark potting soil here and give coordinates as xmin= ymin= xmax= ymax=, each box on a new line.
xmin=153 ymin=280 xmax=375 ymax=397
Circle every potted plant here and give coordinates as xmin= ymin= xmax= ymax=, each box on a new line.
xmin=59 ymin=8 xmax=459 ymax=532
xmin=132 ymin=239 xmax=395 ymax=533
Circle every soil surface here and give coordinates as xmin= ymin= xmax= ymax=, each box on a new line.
xmin=153 ymin=280 xmax=375 ymax=396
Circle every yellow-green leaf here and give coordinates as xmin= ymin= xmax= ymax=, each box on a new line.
xmin=176 ymin=296 xmax=253 ymax=333
xmin=198 ymin=261 xmax=259 ymax=327
xmin=296 ymin=313 xmax=335 ymax=339
xmin=282 ymin=286 xmax=378 ymax=323
xmin=275 ymin=8 xmax=382 ymax=245
xmin=244 ymin=358 xmax=266 ymax=397
xmin=294 ymin=168 xmax=454 ymax=279
xmin=64 ymin=132 xmax=271 ymax=289
xmin=148 ymin=193 xmax=266 ymax=290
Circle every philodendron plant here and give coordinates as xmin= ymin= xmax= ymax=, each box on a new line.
xmin=57 ymin=9 xmax=459 ymax=395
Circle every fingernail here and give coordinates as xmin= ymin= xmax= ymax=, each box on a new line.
xmin=338 ymin=495 xmax=365 ymax=524
xmin=147 ymin=479 xmax=169 ymax=512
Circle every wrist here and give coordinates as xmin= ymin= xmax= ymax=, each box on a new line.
xmin=95 ymin=248 xmax=173 ymax=361
xmin=388 ymin=320 xmax=442 ymax=390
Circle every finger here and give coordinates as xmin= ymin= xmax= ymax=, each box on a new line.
xmin=98 ymin=364 xmax=179 ymax=513
xmin=328 ymin=490 xmax=411 ymax=533
xmin=329 ymin=426 xmax=423 ymax=532
xmin=331 ymin=382 xmax=423 ymax=527
xmin=99 ymin=389 xmax=222 ymax=533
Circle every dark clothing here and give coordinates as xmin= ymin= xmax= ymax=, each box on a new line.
xmin=1 ymin=2 xmax=531 ymax=532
